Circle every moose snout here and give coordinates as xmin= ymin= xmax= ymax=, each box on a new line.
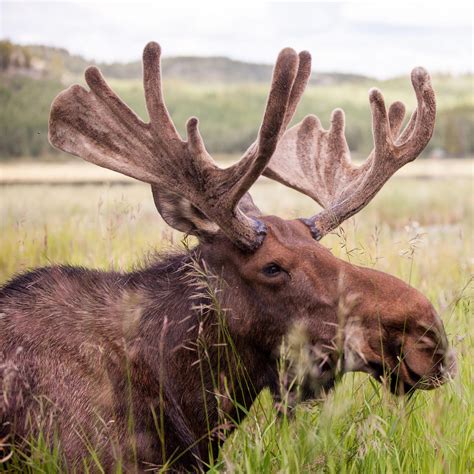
xmin=383 ymin=306 xmax=457 ymax=395
xmin=398 ymin=305 xmax=456 ymax=390
xmin=343 ymin=274 xmax=456 ymax=395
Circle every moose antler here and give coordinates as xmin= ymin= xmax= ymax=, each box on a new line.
xmin=264 ymin=67 xmax=436 ymax=239
xmin=49 ymin=42 xmax=312 ymax=251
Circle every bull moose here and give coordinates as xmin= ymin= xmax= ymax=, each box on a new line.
xmin=0 ymin=42 xmax=456 ymax=471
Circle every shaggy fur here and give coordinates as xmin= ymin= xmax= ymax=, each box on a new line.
xmin=0 ymin=252 xmax=239 ymax=470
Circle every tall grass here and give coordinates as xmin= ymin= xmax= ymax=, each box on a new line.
xmin=0 ymin=174 xmax=472 ymax=472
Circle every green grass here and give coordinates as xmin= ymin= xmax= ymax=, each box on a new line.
xmin=0 ymin=172 xmax=473 ymax=472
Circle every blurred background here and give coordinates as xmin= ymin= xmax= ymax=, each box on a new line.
xmin=0 ymin=0 xmax=472 ymax=175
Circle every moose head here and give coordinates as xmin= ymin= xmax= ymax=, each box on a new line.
xmin=49 ymin=42 xmax=455 ymax=399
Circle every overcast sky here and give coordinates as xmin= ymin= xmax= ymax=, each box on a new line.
xmin=1 ymin=0 xmax=472 ymax=78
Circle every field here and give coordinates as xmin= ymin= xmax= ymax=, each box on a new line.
xmin=0 ymin=161 xmax=473 ymax=472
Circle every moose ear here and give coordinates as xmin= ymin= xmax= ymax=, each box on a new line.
xmin=151 ymin=186 xmax=261 ymax=239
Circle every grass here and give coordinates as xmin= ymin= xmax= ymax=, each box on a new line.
xmin=0 ymin=165 xmax=473 ymax=472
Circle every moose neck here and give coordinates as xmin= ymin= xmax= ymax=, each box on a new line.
xmin=128 ymin=249 xmax=278 ymax=463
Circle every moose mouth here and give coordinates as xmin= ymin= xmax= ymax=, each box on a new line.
xmin=296 ymin=357 xmax=339 ymax=402
xmin=306 ymin=357 xmax=424 ymax=398
xmin=366 ymin=360 xmax=421 ymax=396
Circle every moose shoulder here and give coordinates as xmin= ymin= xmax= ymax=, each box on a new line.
xmin=0 ymin=42 xmax=455 ymax=472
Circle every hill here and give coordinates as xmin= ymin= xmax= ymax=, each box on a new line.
xmin=1 ymin=40 xmax=370 ymax=84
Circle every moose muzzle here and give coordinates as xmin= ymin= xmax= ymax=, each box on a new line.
xmin=342 ymin=267 xmax=457 ymax=396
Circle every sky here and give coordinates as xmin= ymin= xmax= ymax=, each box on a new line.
xmin=0 ymin=0 xmax=472 ymax=78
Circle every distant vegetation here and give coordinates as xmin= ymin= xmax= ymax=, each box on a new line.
xmin=1 ymin=40 xmax=473 ymax=160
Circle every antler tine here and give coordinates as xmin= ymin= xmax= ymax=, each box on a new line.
xmin=282 ymin=50 xmax=312 ymax=131
xmin=143 ymin=42 xmax=181 ymax=141
xmin=49 ymin=42 xmax=306 ymax=251
xmin=224 ymin=48 xmax=301 ymax=207
xmin=368 ymin=88 xmax=391 ymax=159
xmin=397 ymin=67 xmax=436 ymax=158
xmin=264 ymin=67 xmax=436 ymax=240
xmin=85 ymin=67 xmax=148 ymax=134
xmin=388 ymin=101 xmax=406 ymax=138
xmin=355 ymin=99 xmax=406 ymax=177
xmin=241 ymin=49 xmax=311 ymax=159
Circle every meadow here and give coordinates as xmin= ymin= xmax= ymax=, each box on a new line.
xmin=0 ymin=160 xmax=473 ymax=472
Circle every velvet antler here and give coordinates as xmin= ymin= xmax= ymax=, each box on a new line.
xmin=49 ymin=42 xmax=312 ymax=251
xmin=264 ymin=67 xmax=436 ymax=239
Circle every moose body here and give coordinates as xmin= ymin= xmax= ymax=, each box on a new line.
xmin=0 ymin=253 xmax=249 ymax=470
xmin=0 ymin=42 xmax=455 ymax=471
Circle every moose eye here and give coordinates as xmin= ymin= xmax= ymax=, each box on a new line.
xmin=262 ymin=263 xmax=283 ymax=277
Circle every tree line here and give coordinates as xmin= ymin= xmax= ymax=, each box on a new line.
xmin=1 ymin=71 xmax=472 ymax=160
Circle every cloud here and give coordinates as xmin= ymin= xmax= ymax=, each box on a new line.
xmin=341 ymin=2 xmax=472 ymax=28
xmin=1 ymin=0 xmax=472 ymax=77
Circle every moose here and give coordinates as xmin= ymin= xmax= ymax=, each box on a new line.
xmin=0 ymin=42 xmax=456 ymax=471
